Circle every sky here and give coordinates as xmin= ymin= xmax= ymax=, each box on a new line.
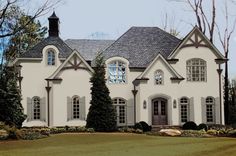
xmin=31 ymin=0 xmax=236 ymax=78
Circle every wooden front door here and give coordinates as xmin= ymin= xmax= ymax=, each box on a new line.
xmin=152 ymin=98 xmax=168 ymax=125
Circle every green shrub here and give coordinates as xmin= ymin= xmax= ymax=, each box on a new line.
xmin=139 ymin=121 xmax=152 ymax=132
xmin=134 ymin=122 xmax=143 ymax=131
xmin=198 ymin=123 xmax=208 ymax=131
xmin=0 ymin=129 xmax=8 ymax=140
xmin=182 ymin=121 xmax=197 ymax=130
xmin=86 ymin=128 xmax=95 ymax=133
xmin=207 ymin=129 xmax=218 ymax=135
xmin=181 ymin=130 xmax=207 ymax=137
xmin=228 ymin=130 xmax=236 ymax=137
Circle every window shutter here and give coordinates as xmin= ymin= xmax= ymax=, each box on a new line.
xmin=189 ymin=97 xmax=194 ymax=121
xmin=27 ymin=97 xmax=32 ymax=121
xmin=79 ymin=96 xmax=86 ymax=120
xmin=67 ymin=96 xmax=72 ymax=121
xmin=201 ymin=97 xmax=206 ymax=123
xmin=215 ymin=97 xmax=220 ymax=124
xmin=178 ymin=98 xmax=181 ymax=125
xmin=127 ymin=99 xmax=134 ymax=126
xmin=40 ymin=97 xmax=46 ymax=122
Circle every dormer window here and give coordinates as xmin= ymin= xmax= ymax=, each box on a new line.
xmin=155 ymin=70 xmax=164 ymax=85
xmin=47 ymin=50 xmax=55 ymax=65
xmin=108 ymin=61 xmax=126 ymax=83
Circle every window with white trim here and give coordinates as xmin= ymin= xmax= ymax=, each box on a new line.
xmin=32 ymin=96 xmax=40 ymax=120
xmin=47 ymin=49 xmax=55 ymax=65
xmin=206 ymin=97 xmax=215 ymax=123
xmin=108 ymin=61 xmax=126 ymax=83
xmin=186 ymin=58 xmax=206 ymax=82
xmin=113 ymin=98 xmax=126 ymax=126
xmin=72 ymin=96 xmax=80 ymax=119
xmin=155 ymin=70 xmax=164 ymax=85
xmin=180 ymin=97 xmax=189 ymax=123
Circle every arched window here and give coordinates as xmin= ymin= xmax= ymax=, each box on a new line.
xmin=180 ymin=97 xmax=189 ymax=123
xmin=32 ymin=96 xmax=40 ymax=120
xmin=206 ymin=97 xmax=215 ymax=123
xmin=155 ymin=70 xmax=164 ymax=85
xmin=108 ymin=61 xmax=126 ymax=83
xmin=113 ymin=98 xmax=126 ymax=126
xmin=72 ymin=96 xmax=80 ymax=119
xmin=47 ymin=50 xmax=55 ymax=65
xmin=186 ymin=58 xmax=206 ymax=82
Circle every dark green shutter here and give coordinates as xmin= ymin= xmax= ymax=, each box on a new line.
xmin=27 ymin=97 xmax=32 ymax=121
xmin=127 ymin=99 xmax=134 ymax=126
xmin=189 ymin=97 xmax=194 ymax=121
xmin=79 ymin=96 xmax=86 ymax=120
xmin=201 ymin=97 xmax=206 ymax=123
xmin=67 ymin=96 xmax=72 ymax=121
xmin=40 ymin=97 xmax=46 ymax=122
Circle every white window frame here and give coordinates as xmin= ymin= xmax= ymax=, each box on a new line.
xmin=32 ymin=96 xmax=40 ymax=120
xmin=186 ymin=58 xmax=207 ymax=82
xmin=108 ymin=61 xmax=126 ymax=84
xmin=180 ymin=97 xmax=190 ymax=123
xmin=72 ymin=95 xmax=80 ymax=119
xmin=112 ymin=98 xmax=127 ymax=126
xmin=206 ymin=97 xmax=215 ymax=124
xmin=47 ymin=49 xmax=56 ymax=66
xmin=155 ymin=70 xmax=164 ymax=85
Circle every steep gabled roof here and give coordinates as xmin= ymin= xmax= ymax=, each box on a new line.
xmin=65 ymin=39 xmax=114 ymax=61
xmin=19 ymin=36 xmax=73 ymax=59
xmin=102 ymin=27 xmax=181 ymax=68
xmin=48 ymin=50 xmax=94 ymax=79
xmin=168 ymin=26 xmax=226 ymax=60
xmin=137 ymin=53 xmax=183 ymax=79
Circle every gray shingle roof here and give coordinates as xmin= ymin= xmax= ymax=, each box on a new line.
xmin=65 ymin=39 xmax=114 ymax=60
xmin=102 ymin=27 xmax=181 ymax=68
xmin=20 ymin=37 xmax=73 ymax=58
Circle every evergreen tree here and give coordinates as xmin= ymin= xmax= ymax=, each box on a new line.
xmin=86 ymin=54 xmax=117 ymax=132
xmin=0 ymin=66 xmax=26 ymax=128
xmin=5 ymin=14 xmax=47 ymax=62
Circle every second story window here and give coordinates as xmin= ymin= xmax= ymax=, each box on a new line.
xmin=186 ymin=58 xmax=206 ymax=82
xmin=108 ymin=61 xmax=126 ymax=84
xmin=47 ymin=50 xmax=55 ymax=65
xmin=155 ymin=70 xmax=164 ymax=85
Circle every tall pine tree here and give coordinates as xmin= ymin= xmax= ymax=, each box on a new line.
xmin=86 ymin=54 xmax=117 ymax=132
xmin=0 ymin=66 xmax=26 ymax=128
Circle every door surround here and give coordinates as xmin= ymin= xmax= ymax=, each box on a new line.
xmin=147 ymin=93 xmax=172 ymax=125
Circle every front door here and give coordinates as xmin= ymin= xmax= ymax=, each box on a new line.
xmin=152 ymin=98 xmax=168 ymax=125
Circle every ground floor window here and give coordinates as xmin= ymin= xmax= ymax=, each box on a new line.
xmin=180 ymin=97 xmax=189 ymax=123
xmin=112 ymin=98 xmax=126 ymax=126
xmin=72 ymin=96 xmax=80 ymax=119
xmin=32 ymin=96 xmax=40 ymax=120
xmin=206 ymin=97 xmax=215 ymax=123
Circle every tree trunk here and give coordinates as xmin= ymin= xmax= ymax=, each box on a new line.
xmin=224 ymin=60 xmax=229 ymax=125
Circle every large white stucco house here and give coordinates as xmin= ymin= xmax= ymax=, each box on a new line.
xmin=13 ymin=12 xmax=226 ymax=127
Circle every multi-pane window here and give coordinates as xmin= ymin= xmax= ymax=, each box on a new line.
xmin=33 ymin=96 xmax=40 ymax=120
xmin=72 ymin=96 xmax=80 ymax=119
xmin=180 ymin=97 xmax=189 ymax=123
xmin=186 ymin=59 xmax=206 ymax=82
xmin=108 ymin=61 xmax=126 ymax=83
xmin=206 ymin=97 xmax=214 ymax=123
xmin=155 ymin=70 xmax=164 ymax=85
xmin=113 ymin=98 xmax=126 ymax=125
xmin=47 ymin=50 xmax=55 ymax=65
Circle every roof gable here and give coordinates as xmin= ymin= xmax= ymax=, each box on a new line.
xmin=168 ymin=26 xmax=226 ymax=60
xmin=137 ymin=54 xmax=183 ymax=79
xmin=48 ymin=50 xmax=94 ymax=79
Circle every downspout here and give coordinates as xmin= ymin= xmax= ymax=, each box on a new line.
xmin=217 ymin=64 xmax=223 ymax=125
xmin=45 ymin=80 xmax=51 ymax=127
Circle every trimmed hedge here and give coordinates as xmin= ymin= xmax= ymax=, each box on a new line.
xmin=182 ymin=121 xmax=197 ymax=130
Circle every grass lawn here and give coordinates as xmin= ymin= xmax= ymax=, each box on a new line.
xmin=0 ymin=133 xmax=236 ymax=156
